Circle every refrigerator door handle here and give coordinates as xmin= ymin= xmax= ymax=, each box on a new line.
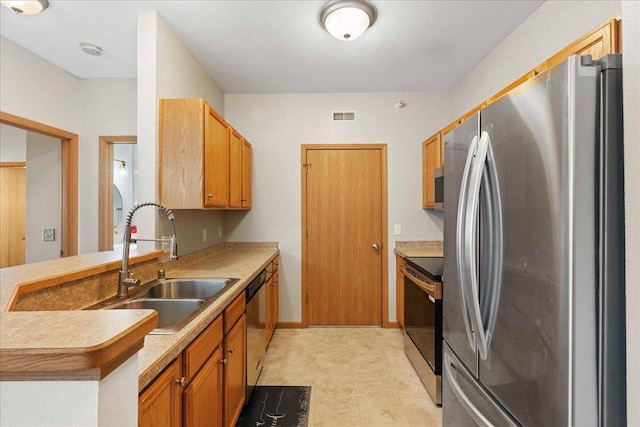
xmin=479 ymin=135 xmax=503 ymax=349
xmin=463 ymin=131 xmax=493 ymax=360
xmin=456 ymin=134 xmax=479 ymax=351
xmin=444 ymin=350 xmax=495 ymax=427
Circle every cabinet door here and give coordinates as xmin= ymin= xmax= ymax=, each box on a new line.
xmin=241 ymin=140 xmax=252 ymax=209
xmin=139 ymin=358 xmax=182 ymax=427
xmin=184 ymin=347 xmax=224 ymax=427
xmin=224 ymin=314 xmax=246 ymax=427
xmin=204 ymin=105 xmax=230 ymax=208
xmin=396 ymin=256 xmax=405 ymax=327
xmin=229 ymin=129 xmax=243 ymax=209
xmin=422 ymin=133 xmax=443 ymax=209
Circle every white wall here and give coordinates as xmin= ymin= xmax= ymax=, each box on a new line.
xmin=0 ymin=36 xmax=81 ymax=133
xmin=137 ymin=11 xmax=227 ymax=256
xmin=0 ymin=124 xmax=26 ymax=161
xmin=622 ymin=1 xmax=640 ymax=424
xmin=450 ymin=1 xmax=622 ymax=119
xmin=25 ymin=132 xmax=61 ymax=263
xmin=79 ymin=79 xmax=137 ymax=253
xmin=224 ymin=92 xmax=449 ymax=323
xmin=113 ymin=143 xmax=137 ymax=243
xmin=1 ymin=37 xmax=139 ymax=255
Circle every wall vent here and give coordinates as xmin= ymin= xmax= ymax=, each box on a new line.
xmin=332 ymin=111 xmax=356 ymax=122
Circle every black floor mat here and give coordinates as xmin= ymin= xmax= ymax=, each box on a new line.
xmin=236 ymin=386 xmax=311 ymax=427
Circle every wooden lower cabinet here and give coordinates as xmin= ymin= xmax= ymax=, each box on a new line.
xmin=139 ymin=358 xmax=182 ymax=427
xmin=224 ymin=314 xmax=246 ymax=427
xmin=265 ymin=258 xmax=279 ymax=347
xmin=183 ymin=346 xmax=224 ymax=427
xmin=139 ymin=306 xmax=247 ymax=427
xmin=396 ymin=255 xmax=405 ymax=327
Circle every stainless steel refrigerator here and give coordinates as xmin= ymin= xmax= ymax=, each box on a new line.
xmin=442 ymin=54 xmax=626 ymax=426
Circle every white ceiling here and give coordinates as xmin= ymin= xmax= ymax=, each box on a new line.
xmin=0 ymin=0 xmax=544 ymax=93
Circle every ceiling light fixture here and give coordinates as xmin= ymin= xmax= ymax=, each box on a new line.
xmin=319 ymin=0 xmax=377 ymax=41
xmin=0 ymin=0 xmax=48 ymax=15
xmin=80 ymin=42 xmax=103 ymax=57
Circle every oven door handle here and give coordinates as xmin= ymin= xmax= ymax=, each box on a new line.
xmin=404 ymin=267 xmax=436 ymax=299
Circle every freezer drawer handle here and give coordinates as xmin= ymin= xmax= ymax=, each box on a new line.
xmin=444 ymin=351 xmax=495 ymax=427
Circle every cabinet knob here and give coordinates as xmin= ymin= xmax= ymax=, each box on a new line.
xmin=176 ymin=377 xmax=186 ymax=387
xmin=228 ymin=347 xmax=234 ymax=354
xmin=221 ymin=358 xmax=228 ymax=365
xmin=372 ymin=243 xmax=380 ymax=250
xmin=207 ymin=193 xmax=213 ymax=198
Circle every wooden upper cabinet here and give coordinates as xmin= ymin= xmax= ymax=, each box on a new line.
xmin=229 ymin=128 xmax=243 ymax=209
xmin=158 ymin=98 xmax=229 ymax=209
xmin=158 ymin=98 xmax=252 ymax=210
xmin=241 ymin=139 xmax=252 ymax=209
xmin=204 ymin=105 xmax=230 ymax=208
xmin=537 ymin=17 xmax=620 ymax=74
xmin=422 ymin=133 xmax=443 ymax=209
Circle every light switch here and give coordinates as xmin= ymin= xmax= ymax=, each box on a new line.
xmin=42 ymin=228 xmax=55 ymax=241
xmin=394 ymin=224 xmax=402 ymax=235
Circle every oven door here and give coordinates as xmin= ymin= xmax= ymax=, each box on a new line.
xmin=404 ymin=273 xmax=442 ymax=374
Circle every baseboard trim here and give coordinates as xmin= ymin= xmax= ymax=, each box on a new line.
xmin=387 ymin=321 xmax=401 ymax=329
xmin=276 ymin=322 xmax=305 ymax=329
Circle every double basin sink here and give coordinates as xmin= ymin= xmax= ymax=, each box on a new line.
xmin=91 ymin=278 xmax=239 ymax=334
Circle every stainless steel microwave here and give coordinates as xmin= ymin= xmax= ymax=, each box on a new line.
xmin=434 ymin=166 xmax=444 ymax=211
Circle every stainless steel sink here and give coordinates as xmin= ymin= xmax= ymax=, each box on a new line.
xmin=111 ymin=299 xmax=204 ymax=331
xmin=91 ymin=277 xmax=240 ymax=334
xmin=141 ymin=278 xmax=236 ymax=299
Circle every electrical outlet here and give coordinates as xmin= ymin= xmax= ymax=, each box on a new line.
xmin=202 ymin=229 xmax=207 ymax=242
xmin=218 ymin=226 xmax=223 ymax=238
xmin=42 ymin=228 xmax=55 ymax=241
xmin=394 ymin=224 xmax=402 ymax=235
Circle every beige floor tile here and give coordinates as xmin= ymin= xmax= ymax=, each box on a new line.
xmin=400 ymin=397 xmax=442 ymax=427
xmin=352 ymin=371 xmax=397 ymax=398
xmin=358 ymin=397 xmax=411 ymax=426
xmin=314 ymin=396 xmax=363 ymax=427
xmin=261 ymin=327 xmax=436 ymax=427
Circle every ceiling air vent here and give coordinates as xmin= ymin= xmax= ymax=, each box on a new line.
xmin=332 ymin=111 xmax=356 ymax=122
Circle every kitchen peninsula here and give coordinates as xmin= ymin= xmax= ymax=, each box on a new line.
xmin=0 ymin=242 xmax=279 ymax=426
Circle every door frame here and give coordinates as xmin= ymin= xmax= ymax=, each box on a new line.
xmin=98 ymin=135 xmax=137 ymax=251
xmin=301 ymin=143 xmax=389 ymax=327
xmin=0 ymin=111 xmax=78 ymax=258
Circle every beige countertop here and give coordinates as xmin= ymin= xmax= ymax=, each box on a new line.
xmin=136 ymin=244 xmax=279 ymax=391
xmin=394 ymin=241 xmax=443 ymax=258
xmin=0 ymin=243 xmax=279 ymax=391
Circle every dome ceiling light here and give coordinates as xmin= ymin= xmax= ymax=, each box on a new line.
xmin=319 ymin=0 xmax=377 ymax=41
xmin=0 ymin=0 xmax=48 ymax=15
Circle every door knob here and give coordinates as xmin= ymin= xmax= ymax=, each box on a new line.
xmin=372 ymin=243 xmax=380 ymax=250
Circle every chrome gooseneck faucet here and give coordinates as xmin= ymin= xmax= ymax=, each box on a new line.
xmin=118 ymin=202 xmax=178 ymax=298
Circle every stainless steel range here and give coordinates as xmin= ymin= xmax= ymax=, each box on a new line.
xmin=403 ymin=256 xmax=443 ymax=405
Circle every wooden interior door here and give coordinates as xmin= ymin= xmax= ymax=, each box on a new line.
xmin=303 ymin=145 xmax=386 ymax=326
xmin=1 ymin=163 xmax=26 ymax=267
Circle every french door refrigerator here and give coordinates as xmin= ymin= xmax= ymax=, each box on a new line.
xmin=442 ymin=54 xmax=625 ymax=426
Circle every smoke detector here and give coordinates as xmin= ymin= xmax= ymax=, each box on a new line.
xmin=80 ymin=43 xmax=103 ymax=57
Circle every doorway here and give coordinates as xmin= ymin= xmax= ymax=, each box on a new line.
xmin=0 ymin=163 xmax=26 ymax=267
xmin=301 ymin=144 xmax=388 ymax=327
xmin=98 ymin=136 xmax=137 ymax=251
xmin=0 ymin=111 xmax=78 ymax=260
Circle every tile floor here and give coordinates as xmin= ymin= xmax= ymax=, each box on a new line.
xmin=258 ymin=328 xmax=442 ymax=427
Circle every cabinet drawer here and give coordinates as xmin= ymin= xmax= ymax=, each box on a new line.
xmin=184 ymin=316 xmax=223 ymax=382
xmin=224 ymin=293 xmax=246 ymax=334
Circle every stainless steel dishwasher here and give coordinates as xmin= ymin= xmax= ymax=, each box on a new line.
xmin=245 ymin=269 xmax=267 ymax=402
